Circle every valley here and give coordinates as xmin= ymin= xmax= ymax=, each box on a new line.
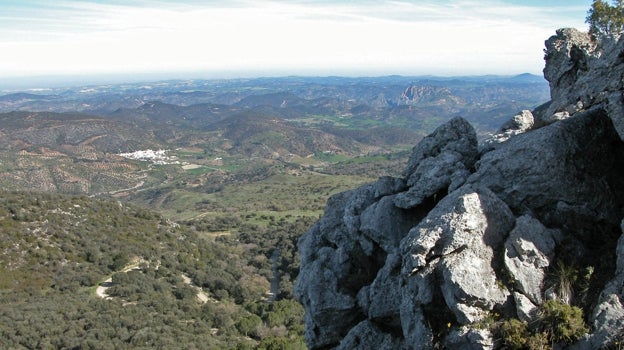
xmin=0 ymin=75 xmax=549 ymax=219
xmin=0 ymin=74 xmax=549 ymax=349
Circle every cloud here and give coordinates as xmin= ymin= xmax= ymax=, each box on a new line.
xmin=0 ymin=0 xmax=589 ymax=77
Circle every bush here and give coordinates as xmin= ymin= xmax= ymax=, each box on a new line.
xmin=535 ymin=300 xmax=588 ymax=344
xmin=525 ymin=332 xmax=550 ymax=350
xmin=236 ymin=314 xmax=263 ymax=338
xmin=498 ymin=300 xmax=588 ymax=349
xmin=500 ymin=319 xmax=529 ymax=350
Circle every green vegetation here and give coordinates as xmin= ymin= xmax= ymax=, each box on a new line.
xmin=0 ymin=75 xmax=552 ymax=348
xmin=535 ymin=300 xmax=588 ymax=344
xmin=128 ymin=162 xmax=377 ymax=222
xmin=0 ymin=191 xmax=307 ymax=349
xmin=587 ymin=0 xmax=624 ymax=37
xmin=499 ymin=301 xmax=587 ymax=349
xmin=499 ymin=319 xmax=530 ymax=350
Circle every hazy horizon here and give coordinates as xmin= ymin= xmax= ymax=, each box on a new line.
xmin=0 ymin=70 xmax=550 ymax=92
xmin=2 ymin=0 xmax=591 ymax=86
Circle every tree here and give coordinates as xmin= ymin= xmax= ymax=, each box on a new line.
xmin=586 ymin=0 xmax=624 ymax=37
xmin=236 ymin=314 xmax=262 ymax=338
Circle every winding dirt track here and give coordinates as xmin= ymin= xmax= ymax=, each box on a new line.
xmin=95 ymin=261 xmax=211 ymax=303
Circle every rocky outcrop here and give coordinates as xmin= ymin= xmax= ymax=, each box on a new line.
xmin=400 ymin=86 xmax=457 ymax=105
xmin=481 ymin=110 xmax=534 ymax=149
xmin=395 ymin=117 xmax=478 ymax=209
xmin=542 ymin=28 xmax=624 ymax=139
xmin=296 ymin=28 xmax=624 ymax=349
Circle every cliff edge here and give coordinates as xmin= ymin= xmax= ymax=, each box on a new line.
xmin=295 ymin=28 xmax=624 ymax=349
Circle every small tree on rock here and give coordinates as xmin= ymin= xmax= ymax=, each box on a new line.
xmin=586 ymin=0 xmax=624 ymax=37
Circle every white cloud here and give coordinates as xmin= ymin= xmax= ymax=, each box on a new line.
xmin=0 ymin=0 xmax=589 ymax=77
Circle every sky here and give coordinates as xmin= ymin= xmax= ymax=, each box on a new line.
xmin=0 ymin=0 xmax=592 ymax=82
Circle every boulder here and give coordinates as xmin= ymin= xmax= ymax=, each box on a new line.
xmin=504 ymin=215 xmax=557 ymax=304
xmin=468 ymin=108 xmax=624 ymax=232
xmin=498 ymin=110 xmax=534 ymax=134
xmin=444 ymin=327 xmax=495 ymax=350
xmin=395 ymin=117 xmax=478 ymax=209
xmin=513 ymin=292 xmax=537 ymax=323
xmin=401 ymin=186 xmax=515 ymax=332
xmin=295 ymin=175 xmax=409 ymax=349
xmin=481 ymin=110 xmax=534 ymax=151
xmin=336 ymin=320 xmax=404 ymax=350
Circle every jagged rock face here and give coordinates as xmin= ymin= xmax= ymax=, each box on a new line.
xmin=468 ymin=108 xmax=624 ymax=230
xmin=400 ymin=86 xmax=457 ymax=105
xmin=296 ymin=28 xmax=624 ymax=349
xmin=585 ymin=224 xmax=624 ymax=348
xmin=543 ymin=28 xmax=624 ymax=139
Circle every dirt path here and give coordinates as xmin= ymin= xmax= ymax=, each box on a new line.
xmin=95 ymin=277 xmax=114 ymax=299
xmin=181 ymin=274 xmax=211 ymax=303
xmin=95 ymin=260 xmax=212 ymax=304
xmin=95 ymin=260 xmax=142 ymax=300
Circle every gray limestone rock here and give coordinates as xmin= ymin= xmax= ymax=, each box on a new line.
xmin=395 ymin=117 xmax=478 ymax=209
xmin=543 ymin=28 xmax=624 ymax=140
xmin=297 ymin=52 xmax=624 ymax=347
xmin=336 ymin=320 xmax=404 ymax=350
xmin=542 ymin=111 xmax=570 ymax=125
xmin=584 ymin=222 xmax=624 ymax=348
xmin=504 ymin=215 xmax=557 ymax=304
xmin=513 ymin=292 xmax=537 ymax=323
xmin=444 ymin=327 xmax=495 ymax=350
xmin=468 ymin=108 xmax=624 ymax=230
xmin=401 ymin=186 xmax=515 ymax=327
xmin=366 ymin=253 xmax=402 ymax=324
xmin=360 ymin=195 xmax=420 ymax=254
xmin=297 ymin=106 xmax=624 ymax=348
xmin=400 ymin=301 xmax=433 ymax=349
xmin=295 ymin=175 xmax=410 ymax=349
xmin=481 ymin=110 xmax=535 ymax=152
xmin=294 ymin=235 xmax=365 ymax=349
xmin=343 ymin=176 xmax=407 ymax=237
xmin=498 ymin=110 xmax=534 ymax=134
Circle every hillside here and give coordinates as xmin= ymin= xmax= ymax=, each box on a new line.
xmin=0 ymin=74 xmax=551 ymax=206
xmin=0 ymin=75 xmax=551 ymax=349
xmin=0 ymin=111 xmax=165 ymax=194
xmin=295 ymin=28 xmax=624 ymax=349
xmin=0 ymin=191 xmax=310 ymax=349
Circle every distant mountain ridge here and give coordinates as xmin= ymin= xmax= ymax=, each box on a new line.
xmin=0 ymin=75 xmax=548 ymax=129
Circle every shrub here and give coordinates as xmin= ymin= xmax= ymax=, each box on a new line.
xmin=535 ymin=300 xmax=588 ymax=344
xmin=545 ymin=261 xmax=577 ymax=305
xmin=525 ymin=332 xmax=550 ymax=350
xmin=500 ymin=319 xmax=529 ymax=350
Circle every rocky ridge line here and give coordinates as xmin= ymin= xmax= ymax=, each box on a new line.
xmin=295 ymin=28 xmax=624 ymax=349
